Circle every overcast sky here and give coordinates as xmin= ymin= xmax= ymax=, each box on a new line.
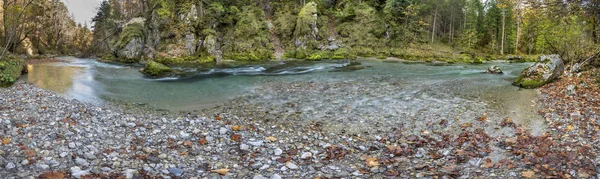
xmin=61 ymin=0 xmax=103 ymax=27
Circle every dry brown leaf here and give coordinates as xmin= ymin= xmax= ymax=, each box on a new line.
xmin=183 ymin=141 xmax=192 ymax=147
xmin=1 ymin=137 xmax=10 ymax=145
xmin=215 ymin=115 xmax=222 ymax=120
xmin=38 ymin=171 xmax=65 ymax=179
xmin=232 ymin=125 xmax=241 ymax=131
xmin=365 ymin=156 xmax=379 ymax=167
xmin=211 ymin=168 xmax=229 ymax=175
xmin=231 ymin=134 xmax=242 ymax=142
xmin=481 ymin=158 xmax=494 ymax=168
xmin=198 ymin=137 xmax=207 ymax=145
xmin=266 ymin=136 xmax=277 ymax=142
xmin=521 ymin=170 xmax=535 ymax=178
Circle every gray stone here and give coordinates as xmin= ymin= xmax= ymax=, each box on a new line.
xmin=21 ymin=159 xmax=29 ymax=165
xmin=168 ymin=167 xmax=184 ymax=177
xmin=286 ymin=162 xmax=299 ymax=170
xmin=240 ymin=144 xmax=250 ymax=151
xmin=219 ymin=127 xmax=228 ymax=135
xmin=252 ymin=175 xmax=268 ymax=179
xmin=75 ymin=158 xmax=89 ymax=166
xmin=124 ymin=169 xmax=137 ymax=179
xmin=274 ymin=148 xmax=283 ymax=156
xmin=271 ymin=174 xmax=282 ymax=179
xmin=158 ymin=154 xmax=167 ymax=159
xmin=70 ymin=166 xmax=89 ymax=179
xmin=566 ymin=85 xmax=577 ymax=96
xmin=5 ymin=162 xmax=15 ymax=169
xmin=248 ymin=140 xmax=264 ymax=147
xmin=300 ymin=152 xmax=312 ymax=159
xmin=37 ymin=164 xmax=49 ymax=170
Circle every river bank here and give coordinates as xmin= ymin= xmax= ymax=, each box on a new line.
xmin=2 ymin=58 xmax=599 ymax=178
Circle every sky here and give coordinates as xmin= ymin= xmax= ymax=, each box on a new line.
xmin=61 ymin=0 xmax=103 ymax=27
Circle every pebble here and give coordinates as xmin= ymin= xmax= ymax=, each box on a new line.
xmin=158 ymin=154 xmax=167 ymax=159
xmin=70 ymin=166 xmax=89 ymax=179
xmin=143 ymin=147 xmax=153 ymax=154
xmin=124 ymin=169 xmax=137 ymax=178
xmin=75 ymin=158 xmax=89 ymax=166
xmin=300 ymin=152 xmax=312 ymax=159
xmin=286 ymin=162 xmax=299 ymax=170
xmin=5 ymin=162 xmax=15 ymax=169
xmin=274 ymin=148 xmax=283 ymax=156
xmin=21 ymin=159 xmax=29 ymax=165
xmin=253 ymin=175 xmax=267 ymax=179
xmin=240 ymin=144 xmax=250 ymax=151
xmin=248 ymin=140 xmax=264 ymax=147
xmin=37 ymin=164 xmax=50 ymax=170
xmin=271 ymin=174 xmax=282 ymax=179
xmin=219 ymin=127 xmax=228 ymax=135
xmin=168 ymin=167 xmax=184 ymax=177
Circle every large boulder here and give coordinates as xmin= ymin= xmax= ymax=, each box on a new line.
xmin=115 ymin=18 xmax=147 ymax=62
xmin=142 ymin=61 xmax=172 ymax=77
xmin=486 ymin=65 xmax=503 ymax=74
xmin=513 ymin=54 xmax=564 ymax=89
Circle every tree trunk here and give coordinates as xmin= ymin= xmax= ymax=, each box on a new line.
xmin=431 ymin=8 xmax=437 ymax=44
xmin=501 ymin=9 xmax=505 ymax=55
xmin=515 ymin=0 xmax=522 ymax=54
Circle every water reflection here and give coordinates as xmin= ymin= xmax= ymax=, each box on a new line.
xmin=26 ymin=64 xmax=82 ymax=93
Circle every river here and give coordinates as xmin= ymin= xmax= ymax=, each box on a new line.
xmin=24 ymin=57 xmax=545 ymax=135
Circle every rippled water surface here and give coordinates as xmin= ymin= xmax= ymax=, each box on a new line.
xmin=24 ymin=57 xmax=543 ymax=132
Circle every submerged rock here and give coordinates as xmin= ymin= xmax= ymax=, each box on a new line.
xmin=513 ymin=54 xmax=564 ymax=89
xmin=142 ymin=61 xmax=173 ymax=77
xmin=330 ymin=61 xmax=365 ymax=72
xmin=487 ymin=65 xmax=503 ymax=74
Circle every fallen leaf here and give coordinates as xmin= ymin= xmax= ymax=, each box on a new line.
xmin=481 ymin=158 xmax=494 ymax=168
xmin=198 ymin=138 xmax=207 ymax=145
xmin=215 ymin=115 xmax=222 ymax=120
xmin=211 ymin=168 xmax=229 ymax=175
xmin=521 ymin=170 xmax=535 ymax=178
xmin=567 ymin=125 xmax=574 ymax=131
xmin=365 ymin=156 xmax=379 ymax=167
xmin=231 ymin=134 xmax=242 ymax=142
xmin=266 ymin=136 xmax=277 ymax=142
xmin=383 ymin=170 xmax=399 ymax=177
xmin=183 ymin=141 xmax=192 ymax=147
xmin=38 ymin=171 xmax=65 ymax=179
xmin=232 ymin=125 xmax=241 ymax=131
xmin=2 ymin=137 xmax=10 ymax=145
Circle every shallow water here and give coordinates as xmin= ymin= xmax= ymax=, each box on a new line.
xmin=24 ymin=57 xmax=544 ymax=133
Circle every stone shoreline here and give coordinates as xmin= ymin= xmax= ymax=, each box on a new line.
xmin=0 ymin=77 xmax=597 ymax=178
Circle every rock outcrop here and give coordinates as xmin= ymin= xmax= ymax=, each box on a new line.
xmin=115 ymin=18 xmax=147 ymax=62
xmin=513 ymin=54 xmax=564 ymax=89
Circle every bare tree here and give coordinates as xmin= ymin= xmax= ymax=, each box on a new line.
xmin=1 ymin=0 xmax=34 ymax=60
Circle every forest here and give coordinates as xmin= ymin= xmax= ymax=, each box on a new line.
xmin=85 ymin=0 xmax=600 ymax=66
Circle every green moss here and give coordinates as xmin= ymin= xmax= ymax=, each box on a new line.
xmin=116 ymin=23 xmax=146 ymax=50
xmin=226 ymin=50 xmax=271 ymax=61
xmin=142 ymin=61 xmax=173 ymax=77
xmin=0 ymin=55 xmax=25 ymax=87
xmin=513 ymin=73 xmax=547 ymax=89
xmin=471 ymin=57 xmax=484 ymax=64
xmin=295 ymin=49 xmax=310 ymax=59
xmin=332 ymin=48 xmax=357 ymax=59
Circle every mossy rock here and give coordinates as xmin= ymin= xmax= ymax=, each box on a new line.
xmin=512 ymin=54 xmax=564 ymax=89
xmin=0 ymin=55 xmax=25 ymax=87
xmin=142 ymin=61 xmax=173 ymax=77
xmin=330 ymin=61 xmax=365 ymax=72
